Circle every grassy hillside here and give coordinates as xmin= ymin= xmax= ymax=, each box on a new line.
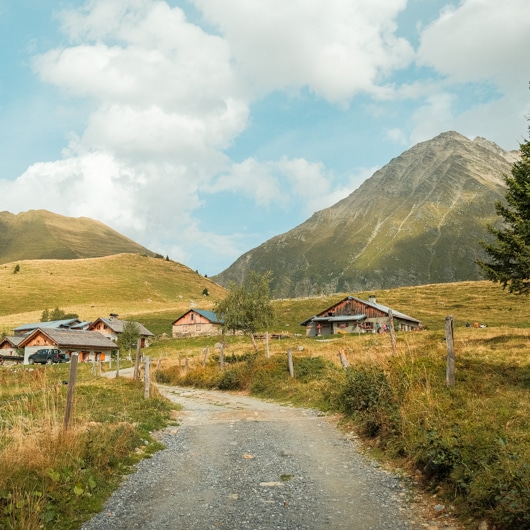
xmin=0 ymin=253 xmax=226 ymax=333
xmin=0 ymin=210 xmax=156 ymax=265
xmin=1 ymin=251 xmax=527 ymax=337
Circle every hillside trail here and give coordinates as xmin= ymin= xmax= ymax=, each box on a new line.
xmin=82 ymin=378 xmax=462 ymax=530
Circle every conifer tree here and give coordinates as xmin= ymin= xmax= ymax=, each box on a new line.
xmin=478 ymin=122 xmax=530 ymax=295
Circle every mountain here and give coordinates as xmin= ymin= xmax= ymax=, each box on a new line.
xmin=0 ymin=210 xmax=157 ymax=264
xmin=213 ymin=131 xmax=519 ymax=298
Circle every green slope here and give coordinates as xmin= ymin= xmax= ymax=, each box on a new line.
xmin=0 ymin=210 xmax=156 ymax=264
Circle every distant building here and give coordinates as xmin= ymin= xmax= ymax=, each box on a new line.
xmin=171 ymin=309 xmax=224 ymax=338
xmin=300 ymin=295 xmax=422 ymax=337
xmin=87 ymin=315 xmax=154 ymax=347
xmin=19 ymin=328 xmax=117 ymax=364
xmin=13 ymin=318 xmax=82 ymax=337
xmin=0 ymin=336 xmax=24 ymax=364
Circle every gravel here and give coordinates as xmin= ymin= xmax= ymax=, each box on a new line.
xmin=80 ymin=386 xmax=429 ymax=530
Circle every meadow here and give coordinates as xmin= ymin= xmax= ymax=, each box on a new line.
xmin=1 ymin=264 xmax=529 ymax=529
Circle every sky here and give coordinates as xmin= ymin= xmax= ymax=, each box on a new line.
xmin=1 ymin=0 xmax=529 ymax=277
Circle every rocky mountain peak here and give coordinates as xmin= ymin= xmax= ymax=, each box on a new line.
xmin=213 ymin=131 xmax=515 ymax=298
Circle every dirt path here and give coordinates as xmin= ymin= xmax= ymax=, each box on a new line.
xmin=80 ymin=384 xmax=457 ymax=530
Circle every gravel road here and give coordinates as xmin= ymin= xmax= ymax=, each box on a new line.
xmin=80 ymin=386 xmax=444 ymax=530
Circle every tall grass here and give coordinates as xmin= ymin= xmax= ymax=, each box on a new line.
xmin=0 ymin=364 xmax=174 ymax=530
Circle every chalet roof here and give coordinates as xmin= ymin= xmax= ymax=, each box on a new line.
xmin=18 ymin=328 xmax=117 ymax=350
xmin=311 ymin=314 xmax=366 ymax=323
xmin=13 ymin=318 xmax=82 ymax=333
xmin=300 ymin=295 xmax=420 ymax=326
xmin=89 ymin=318 xmax=154 ymax=336
xmin=172 ymin=309 xmax=223 ymax=325
xmin=0 ymin=336 xmax=24 ymax=347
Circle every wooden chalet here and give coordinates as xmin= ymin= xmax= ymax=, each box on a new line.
xmin=19 ymin=328 xmax=117 ymax=364
xmin=87 ymin=315 xmax=154 ymax=347
xmin=300 ymin=295 xmax=422 ymax=337
xmin=172 ymin=309 xmax=224 ymax=338
xmin=0 ymin=336 xmax=24 ymax=364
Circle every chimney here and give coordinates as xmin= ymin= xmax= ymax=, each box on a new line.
xmin=109 ymin=313 xmax=119 ymax=320
xmin=368 ymin=295 xmax=376 ymax=305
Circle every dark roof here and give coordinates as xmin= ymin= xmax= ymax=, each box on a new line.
xmin=13 ymin=318 xmax=81 ymax=332
xmin=172 ymin=309 xmax=224 ymax=325
xmin=0 ymin=336 xmax=24 ymax=347
xmin=89 ymin=318 xmax=154 ymax=336
xmin=18 ymin=329 xmax=117 ymax=350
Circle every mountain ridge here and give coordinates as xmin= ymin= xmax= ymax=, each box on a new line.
xmin=213 ymin=131 xmax=518 ymax=298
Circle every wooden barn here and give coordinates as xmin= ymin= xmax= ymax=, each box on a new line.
xmin=172 ymin=309 xmax=223 ymax=338
xmin=300 ymin=295 xmax=422 ymax=337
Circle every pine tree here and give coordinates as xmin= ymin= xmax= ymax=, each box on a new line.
xmin=478 ymin=123 xmax=530 ymax=295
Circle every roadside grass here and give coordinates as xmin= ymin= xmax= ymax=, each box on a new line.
xmin=153 ymin=324 xmax=530 ymax=528
xmin=0 ymin=364 xmax=176 ymax=530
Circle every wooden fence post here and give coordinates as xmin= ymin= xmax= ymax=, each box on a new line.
xmin=445 ymin=315 xmax=455 ymax=387
xmin=287 ymin=349 xmax=295 ymax=378
xmin=219 ymin=343 xmax=225 ymax=371
xmin=144 ymin=356 xmax=151 ymax=399
xmin=388 ymin=309 xmax=397 ymax=355
xmin=63 ymin=353 xmax=79 ymax=432
xmin=133 ymin=338 xmax=141 ymax=380
xmin=266 ymin=331 xmax=270 ymax=359
xmin=338 ymin=349 xmax=349 ymax=369
xmin=202 ymin=347 xmax=209 ymax=367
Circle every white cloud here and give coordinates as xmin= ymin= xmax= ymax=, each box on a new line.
xmin=192 ymin=0 xmax=414 ymax=103
xmin=417 ymin=0 xmax=530 ymax=88
xmin=412 ymin=0 xmax=530 ymax=148
xmin=209 ymin=156 xmax=374 ymax=217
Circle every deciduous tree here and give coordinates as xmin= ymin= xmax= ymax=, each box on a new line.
xmin=117 ymin=321 xmax=141 ymax=358
xmin=214 ymin=271 xmax=275 ymax=351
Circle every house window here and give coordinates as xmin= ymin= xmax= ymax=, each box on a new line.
xmin=191 ymin=313 xmax=194 ymax=321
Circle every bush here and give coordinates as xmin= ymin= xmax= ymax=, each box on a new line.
xmin=340 ymin=365 xmax=400 ymax=438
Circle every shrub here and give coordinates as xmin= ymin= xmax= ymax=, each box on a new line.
xmin=340 ymin=365 xmax=400 ymax=438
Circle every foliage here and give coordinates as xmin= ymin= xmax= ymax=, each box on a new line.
xmin=340 ymin=365 xmax=400 ymax=438
xmin=214 ymin=270 xmax=275 ymax=337
xmin=41 ymin=307 xmax=79 ymax=322
xmin=478 ymin=121 xmax=530 ymax=295
xmin=12 ymin=264 xmax=19 ymax=274
xmin=117 ymin=321 xmax=141 ymax=353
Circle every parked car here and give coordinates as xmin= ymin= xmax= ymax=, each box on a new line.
xmin=28 ymin=348 xmax=69 ymax=365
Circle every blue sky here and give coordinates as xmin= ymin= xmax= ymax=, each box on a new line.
xmin=1 ymin=0 xmax=529 ymax=276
